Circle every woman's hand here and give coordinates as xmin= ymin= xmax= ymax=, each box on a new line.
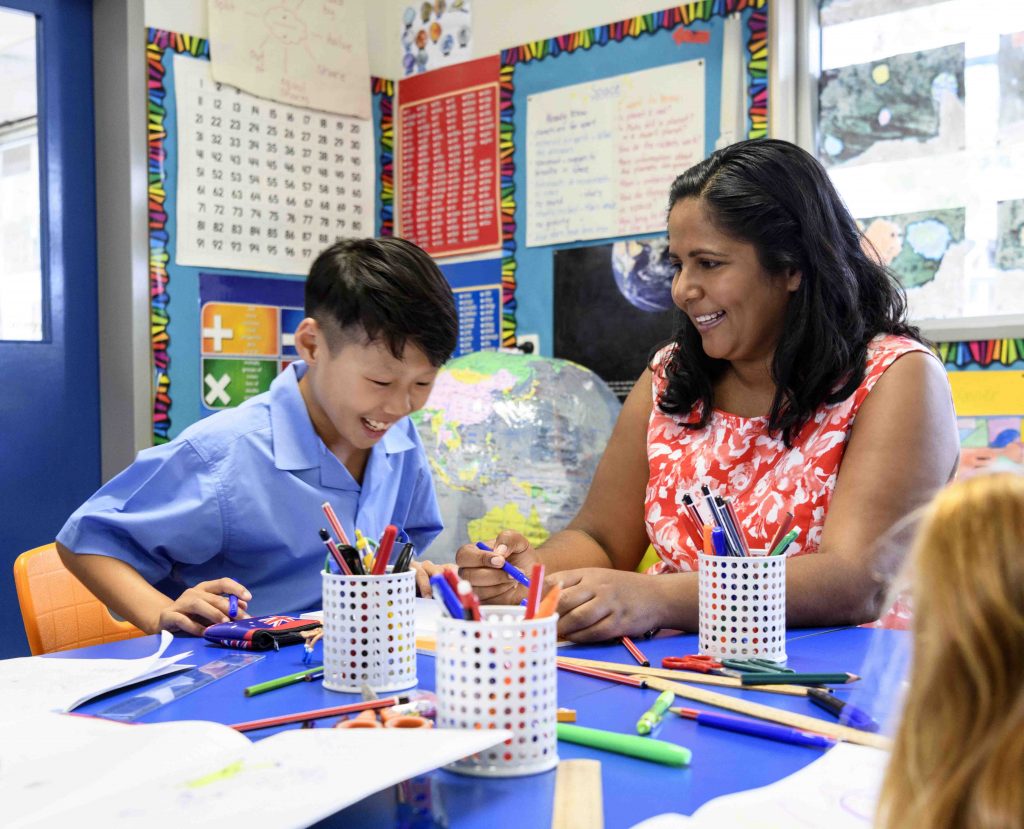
xmin=155 ymin=578 xmax=251 ymax=636
xmin=553 ymin=568 xmax=664 ymax=642
xmin=411 ymin=559 xmax=457 ymax=597
xmin=454 ymin=531 xmax=541 ymax=605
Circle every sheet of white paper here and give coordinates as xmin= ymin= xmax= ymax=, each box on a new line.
xmin=4 ymin=713 xmax=511 ymax=829
xmin=0 ymin=631 xmax=192 ymax=714
xmin=629 ymin=743 xmax=889 ymax=829
xmin=208 ymin=0 xmax=371 ymax=119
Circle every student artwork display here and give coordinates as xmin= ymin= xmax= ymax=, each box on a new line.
xmin=553 ymin=241 xmax=680 ymax=400
xmin=174 ymin=55 xmax=374 ymax=275
xmin=198 ymin=273 xmax=304 ymax=414
xmin=525 ymin=61 xmax=706 ymax=247
xmin=396 ymin=56 xmax=501 ymax=258
xmin=400 ymin=0 xmax=472 ymax=77
xmin=207 ymin=0 xmax=371 ymax=118
xmin=819 ymin=5 xmax=1024 ymax=325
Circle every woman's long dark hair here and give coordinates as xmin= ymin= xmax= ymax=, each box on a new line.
xmin=658 ymin=138 xmax=923 ymax=445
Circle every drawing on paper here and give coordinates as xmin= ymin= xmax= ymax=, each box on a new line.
xmin=207 ymin=0 xmax=371 ymax=118
xmin=401 ymin=0 xmax=472 ymax=76
xmin=819 ymin=43 xmax=965 ymax=167
xmin=959 ymin=416 xmax=1024 ymax=477
xmin=859 ymin=207 xmax=965 ymax=289
xmin=998 ymin=31 xmax=1024 ymax=143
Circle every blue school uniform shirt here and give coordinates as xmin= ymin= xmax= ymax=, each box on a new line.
xmin=57 ymin=361 xmax=443 ymax=615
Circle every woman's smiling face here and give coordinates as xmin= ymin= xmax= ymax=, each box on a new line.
xmin=668 ymin=197 xmax=801 ymax=368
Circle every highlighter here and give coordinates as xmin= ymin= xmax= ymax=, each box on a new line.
xmin=636 ymin=689 xmax=674 ymax=735
xmin=557 ymin=723 xmax=691 ymax=767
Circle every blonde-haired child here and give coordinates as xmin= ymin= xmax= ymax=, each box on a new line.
xmin=877 ymin=472 xmax=1024 ymax=829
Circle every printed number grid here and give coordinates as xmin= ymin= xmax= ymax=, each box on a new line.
xmin=174 ymin=55 xmax=374 ymax=275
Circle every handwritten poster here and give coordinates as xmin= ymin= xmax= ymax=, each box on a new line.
xmin=208 ymin=0 xmax=371 ymax=119
xmin=396 ymin=55 xmax=501 ymax=258
xmin=526 ymin=60 xmax=705 ymax=247
xmin=174 ymin=56 xmax=374 ymax=275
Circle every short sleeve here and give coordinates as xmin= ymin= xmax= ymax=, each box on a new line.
xmin=56 ymin=440 xmax=225 ymax=584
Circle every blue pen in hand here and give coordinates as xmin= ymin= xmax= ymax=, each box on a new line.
xmin=227 ymin=594 xmax=239 ymax=621
xmin=476 ymin=541 xmax=531 ymax=588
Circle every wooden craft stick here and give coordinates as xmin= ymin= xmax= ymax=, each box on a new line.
xmin=551 ymin=759 xmax=603 ymax=829
xmin=634 ymin=676 xmax=892 ymax=750
xmin=557 ymin=656 xmax=811 ymax=697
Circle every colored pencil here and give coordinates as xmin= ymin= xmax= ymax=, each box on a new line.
xmin=557 ymin=659 xmax=648 ymax=688
xmin=231 ymin=695 xmax=409 ymax=732
xmin=740 ymin=671 xmax=860 ymax=686
xmin=244 ymin=666 xmax=324 ymax=697
xmin=321 ymin=501 xmax=351 ymax=546
xmin=621 ymin=635 xmax=650 ymax=667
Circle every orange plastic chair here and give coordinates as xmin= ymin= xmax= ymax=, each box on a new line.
xmin=13 ymin=543 xmax=146 ymax=655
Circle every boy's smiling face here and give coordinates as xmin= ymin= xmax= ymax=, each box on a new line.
xmin=294 ymin=317 xmax=439 ymax=470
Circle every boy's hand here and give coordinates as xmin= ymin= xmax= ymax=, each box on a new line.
xmin=411 ymin=560 xmax=456 ymax=598
xmin=155 ymin=578 xmax=251 ymax=636
xmin=455 ymin=531 xmax=540 ymax=605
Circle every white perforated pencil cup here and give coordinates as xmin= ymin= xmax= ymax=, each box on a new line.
xmin=697 ymin=551 xmax=787 ymax=662
xmin=436 ymin=606 xmax=558 ymax=777
xmin=321 ymin=569 xmax=417 ymax=693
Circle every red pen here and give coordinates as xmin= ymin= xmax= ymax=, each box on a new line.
xmin=321 ymin=501 xmax=352 ymax=546
xmin=372 ymin=524 xmax=398 ymax=575
xmin=524 ymin=562 xmax=545 ymax=619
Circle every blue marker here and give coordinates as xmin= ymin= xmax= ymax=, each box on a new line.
xmin=429 ymin=574 xmax=465 ymax=620
xmin=711 ymin=527 xmax=728 ymax=557
xmin=227 ymin=594 xmax=239 ymax=620
xmin=476 ymin=541 xmax=531 ymax=588
xmin=676 ymin=707 xmax=835 ymax=748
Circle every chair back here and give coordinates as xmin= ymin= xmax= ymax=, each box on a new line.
xmin=13 ymin=543 xmax=145 ymax=655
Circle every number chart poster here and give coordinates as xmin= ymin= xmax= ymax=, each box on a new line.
xmin=147 ymin=29 xmax=393 ymax=442
xmin=497 ymin=2 xmax=767 ymax=351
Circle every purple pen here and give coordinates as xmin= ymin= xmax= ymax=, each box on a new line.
xmin=675 ymin=707 xmax=834 ymax=749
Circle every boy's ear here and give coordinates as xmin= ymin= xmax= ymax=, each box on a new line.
xmin=293 ymin=317 xmax=322 ymax=363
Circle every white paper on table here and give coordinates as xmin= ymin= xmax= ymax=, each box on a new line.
xmin=0 ymin=631 xmax=193 ymax=714
xmin=3 ymin=712 xmax=511 ymax=829
xmin=629 ymin=743 xmax=889 ymax=829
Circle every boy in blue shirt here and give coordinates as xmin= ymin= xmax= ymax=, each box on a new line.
xmin=57 ymin=238 xmax=457 ymax=636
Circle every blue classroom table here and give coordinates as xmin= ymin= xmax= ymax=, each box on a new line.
xmin=64 ymin=626 xmax=903 ymax=828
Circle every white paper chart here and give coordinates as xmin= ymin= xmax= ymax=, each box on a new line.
xmin=174 ymin=55 xmax=374 ymax=275
xmin=526 ymin=60 xmax=705 ymax=247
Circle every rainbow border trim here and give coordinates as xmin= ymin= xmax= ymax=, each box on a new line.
xmin=372 ymin=77 xmax=394 ymax=236
xmin=495 ymin=1 xmax=768 ymax=346
xmin=147 ymin=29 xmax=209 ymax=443
xmin=939 ymin=339 xmax=1024 ymax=368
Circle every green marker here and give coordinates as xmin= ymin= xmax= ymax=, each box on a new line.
xmin=243 ymin=666 xmax=324 ymax=697
xmin=769 ymin=527 xmax=800 ymax=556
xmin=636 ymin=689 xmax=675 ymax=735
xmin=557 ymin=723 xmax=691 ymax=767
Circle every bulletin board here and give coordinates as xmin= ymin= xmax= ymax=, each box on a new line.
xmin=146 ymin=29 xmax=393 ymax=443
xmin=496 ymin=1 xmax=768 ymax=364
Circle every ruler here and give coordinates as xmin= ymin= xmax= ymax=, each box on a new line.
xmin=97 ymin=652 xmax=265 ymax=722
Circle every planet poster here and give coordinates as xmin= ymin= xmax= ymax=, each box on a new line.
xmin=553 ymin=239 xmax=681 ymax=401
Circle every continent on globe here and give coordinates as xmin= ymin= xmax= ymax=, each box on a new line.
xmin=412 ymin=350 xmax=622 ymax=564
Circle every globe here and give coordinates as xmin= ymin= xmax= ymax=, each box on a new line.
xmin=412 ymin=350 xmax=622 ymax=564
xmin=610 ymin=238 xmax=676 ymax=313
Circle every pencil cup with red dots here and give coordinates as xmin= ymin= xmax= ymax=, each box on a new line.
xmin=321 ymin=569 xmax=417 ymax=693
xmin=436 ymin=606 xmax=558 ymax=777
xmin=697 ymin=551 xmax=787 ymax=662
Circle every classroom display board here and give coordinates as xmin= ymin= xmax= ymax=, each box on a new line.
xmin=147 ymin=29 xmax=392 ymax=443
xmin=439 ymin=258 xmax=503 ymax=358
xmin=396 ymin=56 xmax=501 ymax=258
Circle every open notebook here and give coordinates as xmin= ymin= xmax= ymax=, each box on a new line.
xmin=3 ymin=712 xmax=511 ymax=828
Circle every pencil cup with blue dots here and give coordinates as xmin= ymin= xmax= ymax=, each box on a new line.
xmin=697 ymin=551 xmax=788 ymax=662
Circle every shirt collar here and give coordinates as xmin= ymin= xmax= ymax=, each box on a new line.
xmin=270 ymin=361 xmax=417 ymax=473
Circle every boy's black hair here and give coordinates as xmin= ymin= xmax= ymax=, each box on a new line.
xmin=304 ymin=237 xmax=458 ymax=367
xmin=659 ymin=138 xmax=924 ymax=446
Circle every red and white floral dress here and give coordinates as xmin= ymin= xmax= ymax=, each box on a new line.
xmin=644 ymin=334 xmax=934 ymax=573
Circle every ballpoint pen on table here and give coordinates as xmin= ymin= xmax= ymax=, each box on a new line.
xmin=807 ymin=688 xmax=880 ymax=732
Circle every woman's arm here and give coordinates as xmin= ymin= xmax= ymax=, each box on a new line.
xmin=769 ymin=351 xmax=957 ymax=627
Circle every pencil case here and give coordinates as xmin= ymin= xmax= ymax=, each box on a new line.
xmin=204 ymin=615 xmax=322 ymax=650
